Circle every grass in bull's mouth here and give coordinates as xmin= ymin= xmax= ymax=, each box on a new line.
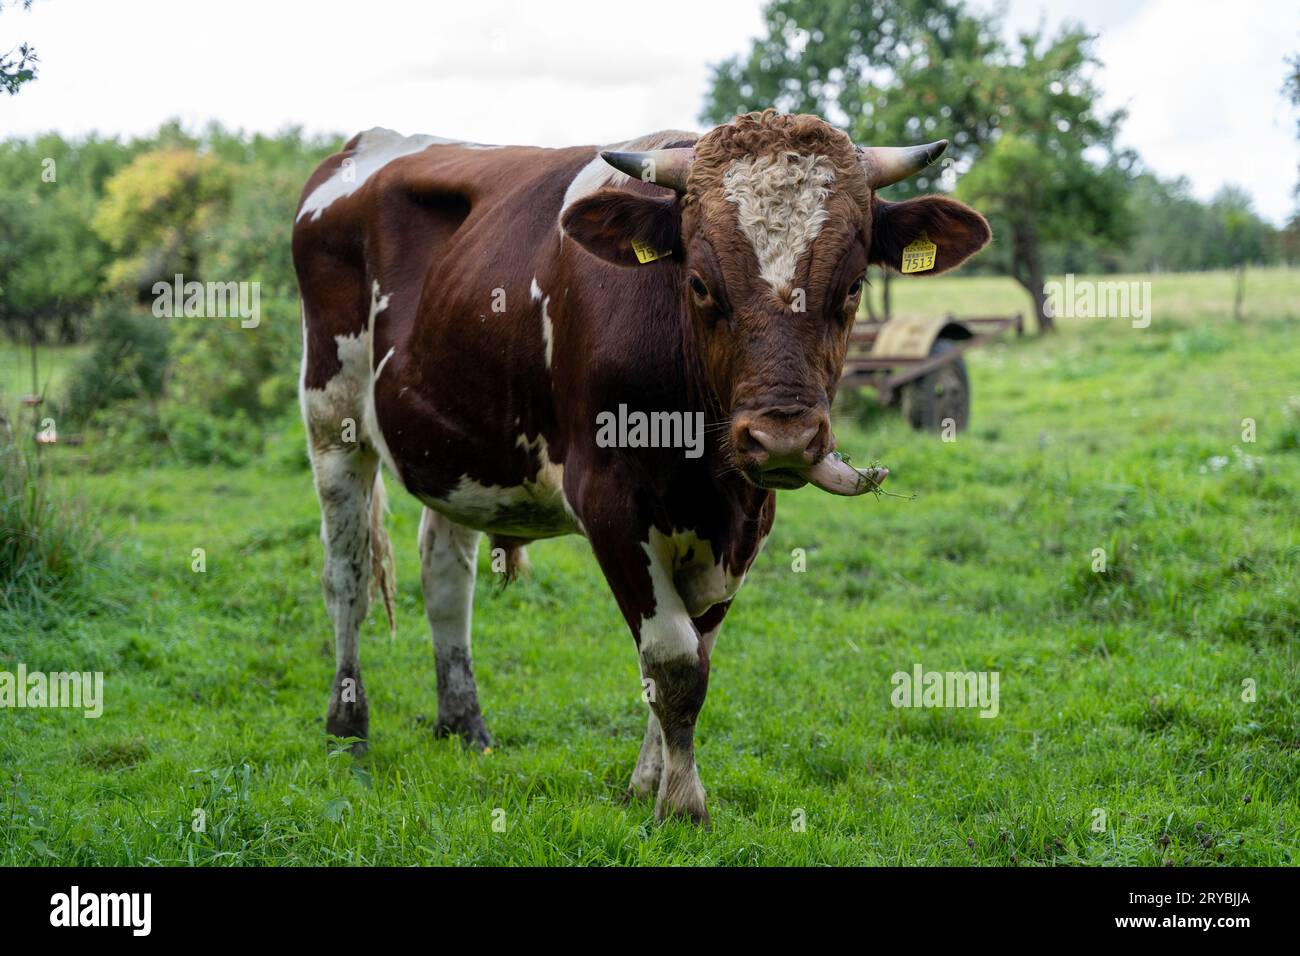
xmin=1 ymin=268 xmax=1297 ymax=866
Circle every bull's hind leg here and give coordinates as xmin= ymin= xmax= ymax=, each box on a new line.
xmin=301 ymin=317 xmax=394 ymax=754
xmin=308 ymin=442 xmax=385 ymax=751
xmin=418 ymin=507 xmax=492 ymax=749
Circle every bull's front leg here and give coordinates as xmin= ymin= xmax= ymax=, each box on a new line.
xmin=588 ymin=522 xmax=713 ymax=825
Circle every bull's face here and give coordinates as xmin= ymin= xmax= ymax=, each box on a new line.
xmin=564 ymin=110 xmax=991 ymax=493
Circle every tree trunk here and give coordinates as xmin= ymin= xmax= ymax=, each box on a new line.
xmin=1233 ymin=263 xmax=1246 ymax=321
xmin=882 ymin=268 xmax=893 ymax=322
xmin=1012 ymin=227 xmax=1053 ymax=334
xmin=29 ymin=316 xmax=40 ymax=396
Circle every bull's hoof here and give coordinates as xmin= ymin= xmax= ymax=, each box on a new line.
xmin=655 ymin=775 xmax=710 ymax=827
xmin=325 ymin=721 xmax=369 ymax=756
xmin=326 ymin=697 xmax=369 ymax=755
xmin=434 ymin=713 xmax=493 ymax=752
xmin=327 ymin=670 xmax=368 ymax=754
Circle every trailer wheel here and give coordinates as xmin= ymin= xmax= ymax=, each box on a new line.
xmin=900 ymin=338 xmax=970 ymax=432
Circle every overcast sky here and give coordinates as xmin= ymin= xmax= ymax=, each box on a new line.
xmin=4 ymin=0 xmax=1297 ymax=223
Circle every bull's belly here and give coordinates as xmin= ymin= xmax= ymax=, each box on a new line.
xmin=416 ymin=470 xmax=579 ymax=538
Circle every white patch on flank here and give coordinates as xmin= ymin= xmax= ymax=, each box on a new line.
xmin=375 ymin=346 xmax=396 ymax=381
xmin=558 ymin=129 xmax=697 ymax=223
xmin=301 ymin=330 xmax=371 ymax=449
xmin=301 ymin=281 xmax=400 ymax=479
xmin=426 ymin=432 xmax=576 ymax=539
xmin=722 ymin=153 xmax=836 ymax=292
xmin=297 ymin=128 xmax=500 ymax=223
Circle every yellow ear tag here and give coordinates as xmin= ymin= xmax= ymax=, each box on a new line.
xmin=900 ymin=236 xmax=937 ymax=274
xmin=631 ymin=238 xmax=670 ymax=264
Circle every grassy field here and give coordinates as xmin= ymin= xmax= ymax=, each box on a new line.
xmin=2 ymin=268 xmax=1298 ymax=865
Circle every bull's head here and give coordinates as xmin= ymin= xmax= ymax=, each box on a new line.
xmin=562 ymin=110 xmax=990 ymax=493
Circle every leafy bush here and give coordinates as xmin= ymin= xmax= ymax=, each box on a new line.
xmin=160 ymin=403 xmax=257 ymax=467
xmin=65 ymin=300 xmax=169 ymax=423
xmin=165 ymin=294 xmax=300 ymax=427
xmin=0 ymin=422 xmax=101 ymax=611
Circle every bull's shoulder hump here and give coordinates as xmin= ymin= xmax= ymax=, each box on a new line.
xmin=296 ymin=127 xmax=517 ymax=224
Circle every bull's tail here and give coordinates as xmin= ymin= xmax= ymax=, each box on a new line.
xmin=490 ymin=534 xmax=531 ymax=585
xmin=369 ymin=471 xmax=397 ymax=636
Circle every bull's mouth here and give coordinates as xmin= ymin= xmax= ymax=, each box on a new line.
xmin=741 ymin=455 xmax=889 ymax=496
xmin=748 ymin=467 xmax=809 ymax=490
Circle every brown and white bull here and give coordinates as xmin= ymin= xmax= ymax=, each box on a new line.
xmin=292 ymin=110 xmax=990 ymax=824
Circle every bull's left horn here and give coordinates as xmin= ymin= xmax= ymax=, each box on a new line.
xmin=600 ymin=147 xmax=694 ymax=193
xmin=807 ymin=454 xmax=889 ymax=496
xmin=856 ymin=140 xmax=948 ymax=189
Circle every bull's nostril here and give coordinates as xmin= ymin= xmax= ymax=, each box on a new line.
xmin=736 ymin=426 xmax=766 ymax=457
xmin=749 ymin=428 xmax=778 ymax=452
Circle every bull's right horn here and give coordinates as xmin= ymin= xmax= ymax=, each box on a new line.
xmin=600 ymin=147 xmax=694 ymax=194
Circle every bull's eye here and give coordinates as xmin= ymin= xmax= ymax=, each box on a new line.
xmin=688 ymin=275 xmax=710 ymax=301
xmin=846 ymin=276 xmax=865 ymax=299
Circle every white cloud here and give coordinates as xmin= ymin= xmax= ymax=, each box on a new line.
xmin=2 ymin=0 xmax=765 ymax=145
xmin=6 ymin=0 xmax=1298 ymax=222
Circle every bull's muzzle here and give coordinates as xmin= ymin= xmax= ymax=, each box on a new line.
xmin=732 ymin=409 xmax=888 ymax=496
xmin=732 ymin=409 xmax=826 ymax=490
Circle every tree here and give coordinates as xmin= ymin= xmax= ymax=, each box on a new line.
xmin=1 ymin=0 xmax=37 ymax=96
xmin=1211 ymin=186 xmax=1272 ymax=321
xmin=956 ymin=29 xmax=1132 ymax=332
xmin=0 ymin=133 xmax=129 ymax=358
xmin=91 ymin=146 xmax=231 ymax=296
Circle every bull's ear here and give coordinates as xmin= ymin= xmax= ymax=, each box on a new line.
xmin=869 ymin=195 xmax=991 ymax=275
xmin=561 ymin=188 xmax=680 ymax=268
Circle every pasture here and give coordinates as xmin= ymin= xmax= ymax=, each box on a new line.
xmin=1 ymin=268 xmax=1298 ymax=865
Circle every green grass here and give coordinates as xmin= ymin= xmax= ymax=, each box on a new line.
xmin=1 ymin=269 xmax=1298 ymax=865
